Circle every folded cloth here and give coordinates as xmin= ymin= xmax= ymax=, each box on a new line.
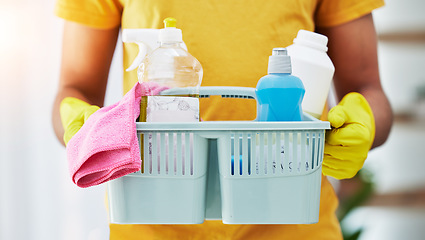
xmin=66 ymin=82 xmax=168 ymax=188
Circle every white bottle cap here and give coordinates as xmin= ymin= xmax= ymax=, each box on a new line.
xmin=268 ymin=48 xmax=292 ymax=74
xmin=293 ymin=30 xmax=328 ymax=52
xmin=159 ymin=17 xmax=183 ymax=43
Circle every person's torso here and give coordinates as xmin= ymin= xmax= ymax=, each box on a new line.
xmin=112 ymin=1 xmax=342 ymax=240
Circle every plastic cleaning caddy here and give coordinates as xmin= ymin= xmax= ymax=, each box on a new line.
xmin=107 ymin=86 xmax=330 ymax=224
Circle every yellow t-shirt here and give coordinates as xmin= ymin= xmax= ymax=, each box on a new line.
xmin=55 ymin=0 xmax=384 ymax=239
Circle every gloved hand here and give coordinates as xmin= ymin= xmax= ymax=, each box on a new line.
xmin=322 ymin=92 xmax=375 ymax=179
xmin=60 ymin=97 xmax=100 ymax=145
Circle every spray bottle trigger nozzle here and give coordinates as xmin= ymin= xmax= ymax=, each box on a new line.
xmin=125 ymin=42 xmax=150 ymax=72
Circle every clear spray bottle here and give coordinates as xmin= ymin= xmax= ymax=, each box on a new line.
xmin=137 ymin=17 xmax=203 ymax=122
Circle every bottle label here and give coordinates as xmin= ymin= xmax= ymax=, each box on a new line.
xmin=146 ymin=96 xmax=199 ymax=122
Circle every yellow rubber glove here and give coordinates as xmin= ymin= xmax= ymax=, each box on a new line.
xmin=60 ymin=97 xmax=100 ymax=145
xmin=322 ymin=92 xmax=375 ymax=179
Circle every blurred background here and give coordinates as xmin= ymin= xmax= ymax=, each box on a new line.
xmin=0 ymin=0 xmax=424 ymax=239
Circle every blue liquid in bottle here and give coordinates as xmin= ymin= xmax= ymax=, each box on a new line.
xmin=256 ymin=48 xmax=305 ymax=121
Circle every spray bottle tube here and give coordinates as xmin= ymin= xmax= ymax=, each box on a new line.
xmin=122 ymin=27 xmax=188 ymax=72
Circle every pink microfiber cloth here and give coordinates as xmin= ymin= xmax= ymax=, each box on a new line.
xmin=66 ymin=82 xmax=168 ymax=188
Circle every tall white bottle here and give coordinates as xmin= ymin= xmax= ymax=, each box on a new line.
xmin=286 ymin=30 xmax=335 ymax=119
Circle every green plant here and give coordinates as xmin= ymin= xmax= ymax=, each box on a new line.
xmin=337 ymin=169 xmax=375 ymax=240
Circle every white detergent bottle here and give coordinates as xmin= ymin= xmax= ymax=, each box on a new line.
xmin=286 ymin=30 xmax=335 ymax=119
xmin=137 ymin=17 xmax=203 ymax=123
